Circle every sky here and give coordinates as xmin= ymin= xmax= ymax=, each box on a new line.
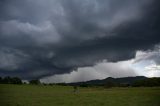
xmin=0 ymin=0 xmax=160 ymax=83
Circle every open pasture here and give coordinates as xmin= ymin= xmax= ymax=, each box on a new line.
xmin=0 ymin=84 xmax=160 ymax=106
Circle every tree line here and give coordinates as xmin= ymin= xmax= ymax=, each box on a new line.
xmin=132 ymin=78 xmax=160 ymax=87
xmin=0 ymin=76 xmax=160 ymax=87
xmin=0 ymin=76 xmax=22 ymax=84
xmin=0 ymin=76 xmax=40 ymax=85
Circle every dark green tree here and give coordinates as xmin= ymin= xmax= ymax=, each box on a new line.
xmin=104 ymin=81 xmax=116 ymax=88
xmin=29 ymin=79 xmax=40 ymax=85
xmin=132 ymin=78 xmax=160 ymax=87
xmin=12 ymin=77 xmax=22 ymax=84
xmin=3 ymin=76 xmax=12 ymax=84
xmin=0 ymin=77 xmax=2 ymax=83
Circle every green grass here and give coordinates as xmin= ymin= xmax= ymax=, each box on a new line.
xmin=0 ymin=84 xmax=160 ymax=106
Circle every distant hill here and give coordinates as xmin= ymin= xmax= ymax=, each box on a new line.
xmin=68 ymin=76 xmax=147 ymax=86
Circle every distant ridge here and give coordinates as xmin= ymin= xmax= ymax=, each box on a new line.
xmin=68 ymin=76 xmax=147 ymax=86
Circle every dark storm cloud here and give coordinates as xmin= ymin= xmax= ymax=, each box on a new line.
xmin=0 ymin=0 xmax=160 ymax=79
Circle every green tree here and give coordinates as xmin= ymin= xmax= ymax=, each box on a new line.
xmin=3 ymin=76 xmax=12 ymax=84
xmin=0 ymin=77 xmax=2 ymax=83
xmin=29 ymin=79 xmax=40 ymax=85
xmin=132 ymin=78 xmax=160 ymax=87
xmin=104 ymin=81 xmax=116 ymax=88
xmin=12 ymin=77 xmax=22 ymax=84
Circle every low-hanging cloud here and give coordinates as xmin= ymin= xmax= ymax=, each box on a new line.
xmin=0 ymin=0 xmax=160 ymax=79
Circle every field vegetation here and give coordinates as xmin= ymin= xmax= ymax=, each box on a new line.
xmin=0 ymin=84 xmax=160 ymax=106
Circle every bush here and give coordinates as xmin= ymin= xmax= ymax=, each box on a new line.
xmin=29 ymin=79 xmax=40 ymax=85
xmin=0 ymin=76 xmax=22 ymax=84
xmin=132 ymin=78 xmax=160 ymax=87
xmin=104 ymin=81 xmax=116 ymax=88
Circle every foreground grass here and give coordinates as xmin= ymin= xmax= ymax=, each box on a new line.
xmin=0 ymin=84 xmax=160 ymax=106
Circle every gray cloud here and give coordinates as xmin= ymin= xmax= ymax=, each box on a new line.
xmin=41 ymin=60 xmax=137 ymax=83
xmin=0 ymin=0 xmax=160 ymax=79
xmin=134 ymin=46 xmax=160 ymax=65
xmin=0 ymin=47 xmax=29 ymax=70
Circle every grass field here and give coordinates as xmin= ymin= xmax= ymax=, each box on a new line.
xmin=0 ymin=84 xmax=160 ymax=106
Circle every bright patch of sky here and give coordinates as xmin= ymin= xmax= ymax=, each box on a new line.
xmin=41 ymin=50 xmax=160 ymax=83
